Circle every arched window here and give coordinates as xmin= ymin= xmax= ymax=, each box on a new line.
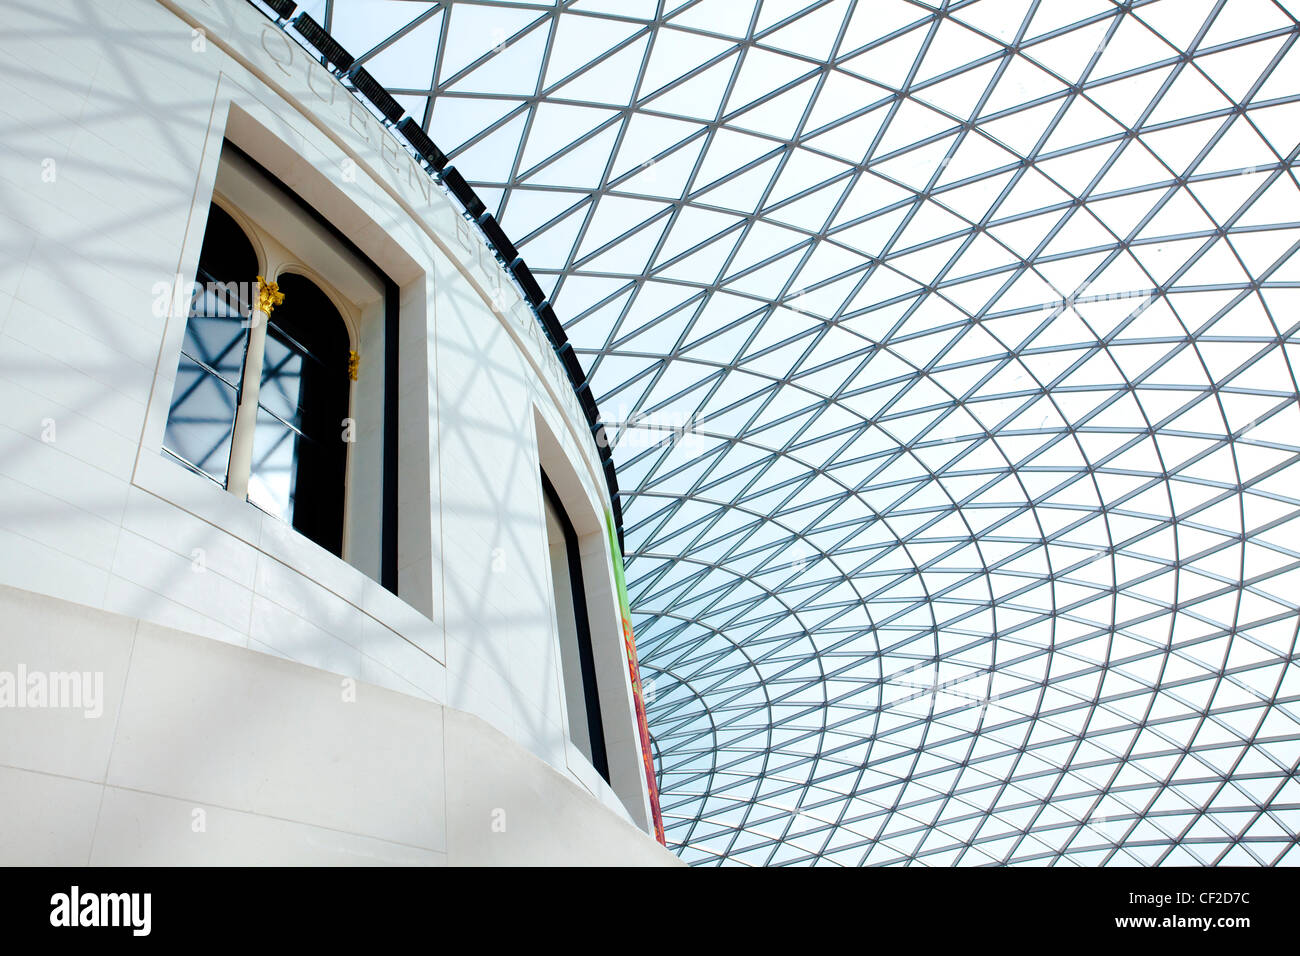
xmin=248 ymin=273 xmax=351 ymax=556
xmin=164 ymin=203 xmax=353 ymax=559
xmin=163 ymin=203 xmax=257 ymax=486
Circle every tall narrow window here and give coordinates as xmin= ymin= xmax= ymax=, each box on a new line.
xmin=542 ymin=470 xmax=610 ymax=782
xmin=248 ymin=274 xmax=351 ymax=556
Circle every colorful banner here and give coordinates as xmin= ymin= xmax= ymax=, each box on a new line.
xmin=606 ymin=511 xmax=666 ymax=846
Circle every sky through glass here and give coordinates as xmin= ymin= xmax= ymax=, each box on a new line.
xmin=306 ymin=0 xmax=1300 ymax=866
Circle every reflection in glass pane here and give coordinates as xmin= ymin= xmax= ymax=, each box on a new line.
xmin=247 ymin=406 xmax=299 ymax=522
xmin=163 ymin=201 xmax=257 ymax=487
xmin=180 ymin=285 xmax=249 ymax=387
xmin=259 ymin=331 xmax=305 ymax=428
xmin=162 ymin=364 xmax=237 ymax=484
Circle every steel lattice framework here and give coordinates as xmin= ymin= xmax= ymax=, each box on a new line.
xmin=312 ymin=0 xmax=1300 ymax=865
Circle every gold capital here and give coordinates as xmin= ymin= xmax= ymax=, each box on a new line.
xmin=348 ymin=350 xmax=360 ymax=382
xmin=256 ymin=276 xmax=285 ymax=317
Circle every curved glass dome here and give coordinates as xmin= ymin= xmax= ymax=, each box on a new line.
xmin=316 ymin=0 xmax=1300 ymax=865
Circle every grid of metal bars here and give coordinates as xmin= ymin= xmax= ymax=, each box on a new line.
xmin=312 ymin=0 xmax=1300 ymax=866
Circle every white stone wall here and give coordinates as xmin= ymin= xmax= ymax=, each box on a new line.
xmin=0 ymin=585 xmax=677 ymax=865
xmin=0 ymin=0 xmax=662 ymax=860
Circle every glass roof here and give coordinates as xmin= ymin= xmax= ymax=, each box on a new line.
xmin=313 ymin=0 xmax=1300 ymax=865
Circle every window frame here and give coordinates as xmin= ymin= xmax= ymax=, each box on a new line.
xmin=164 ymin=199 xmax=360 ymax=553
xmin=542 ymin=466 xmax=612 ymax=784
xmin=162 ymin=140 xmax=403 ymax=594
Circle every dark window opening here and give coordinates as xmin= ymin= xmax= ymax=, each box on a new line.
xmin=248 ymin=274 xmax=351 ymax=557
xmin=542 ymin=469 xmax=610 ymax=783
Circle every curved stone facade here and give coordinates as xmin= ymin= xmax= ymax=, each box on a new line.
xmin=0 ymin=0 xmax=671 ymax=865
